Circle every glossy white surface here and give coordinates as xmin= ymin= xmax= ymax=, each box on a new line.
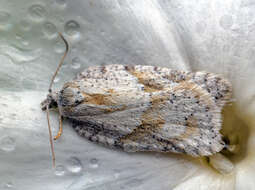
xmin=1 ymin=0 xmax=255 ymax=189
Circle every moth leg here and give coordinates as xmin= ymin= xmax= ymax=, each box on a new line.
xmin=54 ymin=113 xmax=63 ymax=140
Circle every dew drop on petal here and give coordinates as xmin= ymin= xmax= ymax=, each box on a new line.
xmin=89 ymin=158 xmax=99 ymax=169
xmin=0 ymin=136 xmax=16 ymax=152
xmin=22 ymin=40 xmax=29 ymax=46
xmin=15 ymin=34 xmax=22 ymax=40
xmin=43 ymin=22 xmax=57 ymax=39
xmin=71 ymin=57 xmax=81 ymax=69
xmin=28 ymin=4 xmax=46 ymax=22
xmin=100 ymin=29 xmax=106 ymax=36
xmin=15 ymin=34 xmax=29 ymax=46
xmin=64 ymin=20 xmax=80 ymax=37
xmin=55 ymin=165 xmax=66 ymax=176
xmin=61 ymin=61 xmax=68 ymax=68
xmin=56 ymin=0 xmax=67 ymax=7
xmin=0 ymin=11 xmax=11 ymax=25
xmin=0 ymin=115 xmax=3 ymax=122
xmin=54 ymin=41 xmax=66 ymax=54
xmin=4 ymin=182 xmax=13 ymax=189
xmin=66 ymin=157 xmax=83 ymax=173
xmin=53 ymin=76 xmax=60 ymax=83
xmin=19 ymin=19 xmax=31 ymax=31
xmin=113 ymin=170 xmax=121 ymax=179
xmin=219 ymin=15 xmax=233 ymax=30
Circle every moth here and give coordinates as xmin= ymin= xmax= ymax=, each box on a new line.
xmin=41 ymin=33 xmax=232 ymax=167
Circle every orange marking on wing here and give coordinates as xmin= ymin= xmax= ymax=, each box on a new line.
xmin=81 ymin=91 xmax=128 ymax=114
xmin=126 ymin=68 xmax=164 ymax=92
xmin=120 ymin=93 xmax=166 ymax=142
xmin=82 ymin=93 xmax=116 ymax=106
xmin=107 ymin=89 xmax=115 ymax=94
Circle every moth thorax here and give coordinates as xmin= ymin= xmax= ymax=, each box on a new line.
xmin=59 ymin=86 xmax=84 ymax=107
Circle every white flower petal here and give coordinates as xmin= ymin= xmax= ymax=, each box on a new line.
xmin=1 ymin=0 xmax=255 ymax=189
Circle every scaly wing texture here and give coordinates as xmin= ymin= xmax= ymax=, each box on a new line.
xmin=58 ymin=65 xmax=231 ymax=156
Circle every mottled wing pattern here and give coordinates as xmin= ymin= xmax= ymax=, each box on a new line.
xmin=58 ymin=64 xmax=231 ymax=156
xmin=123 ymin=65 xmax=232 ymax=108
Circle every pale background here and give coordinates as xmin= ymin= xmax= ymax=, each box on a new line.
xmin=1 ymin=0 xmax=255 ymax=189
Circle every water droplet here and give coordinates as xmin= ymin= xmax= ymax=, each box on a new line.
xmin=56 ymin=0 xmax=67 ymax=7
xmin=54 ymin=40 xmax=66 ymax=53
xmin=15 ymin=34 xmax=22 ymax=40
xmin=53 ymin=76 xmax=60 ymax=83
xmin=219 ymin=15 xmax=233 ymax=30
xmin=66 ymin=157 xmax=83 ymax=173
xmin=89 ymin=158 xmax=99 ymax=169
xmin=1 ymin=103 xmax=8 ymax=107
xmin=71 ymin=57 xmax=81 ymax=69
xmin=64 ymin=20 xmax=80 ymax=37
xmin=15 ymin=34 xmax=29 ymax=46
xmin=0 ymin=115 xmax=4 ymax=122
xmin=61 ymin=61 xmax=68 ymax=68
xmin=0 ymin=136 xmax=15 ymax=152
xmin=55 ymin=165 xmax=66 ymax=176
xmin=100 ymin=29 xmax=106 ymax=36
xmin=10 ymin=113 xmax=17 ymax=120
xmin=0 ymin=11 xmax=11 ymax=25
xmin=28 ymin=4 xmax=46 ymax=22
xmin=19 ymin=19 xmax=31 ymax=31
xmin=113 ymin=170 xmax=121 ymax=179
xmin=4 ymin=182 xmax=13 ymax=189
xmin=22 ymin=40 xmax=29 ymax=46
xmin=43 ymin=22 xmax=57 ymax=39
xmin=71 ymin=46 xmax=78 ymax=53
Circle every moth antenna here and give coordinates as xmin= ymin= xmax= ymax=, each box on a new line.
xmin=45 ymin=32 xmax=68 ymax=167
xmin=46 ymin=105 xmax=56 ymax=168
xmin=48 ymin=32 xmax=69 ymax=93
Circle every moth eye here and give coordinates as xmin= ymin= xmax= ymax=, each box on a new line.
xmin=75 ymin=100 xmax=82 ymax=105
xmin=51 ymin=101 xmax=58 ymax=108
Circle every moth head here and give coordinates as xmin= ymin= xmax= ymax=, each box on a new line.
xmin=40 ymin=92 xmax=59 ymax=111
